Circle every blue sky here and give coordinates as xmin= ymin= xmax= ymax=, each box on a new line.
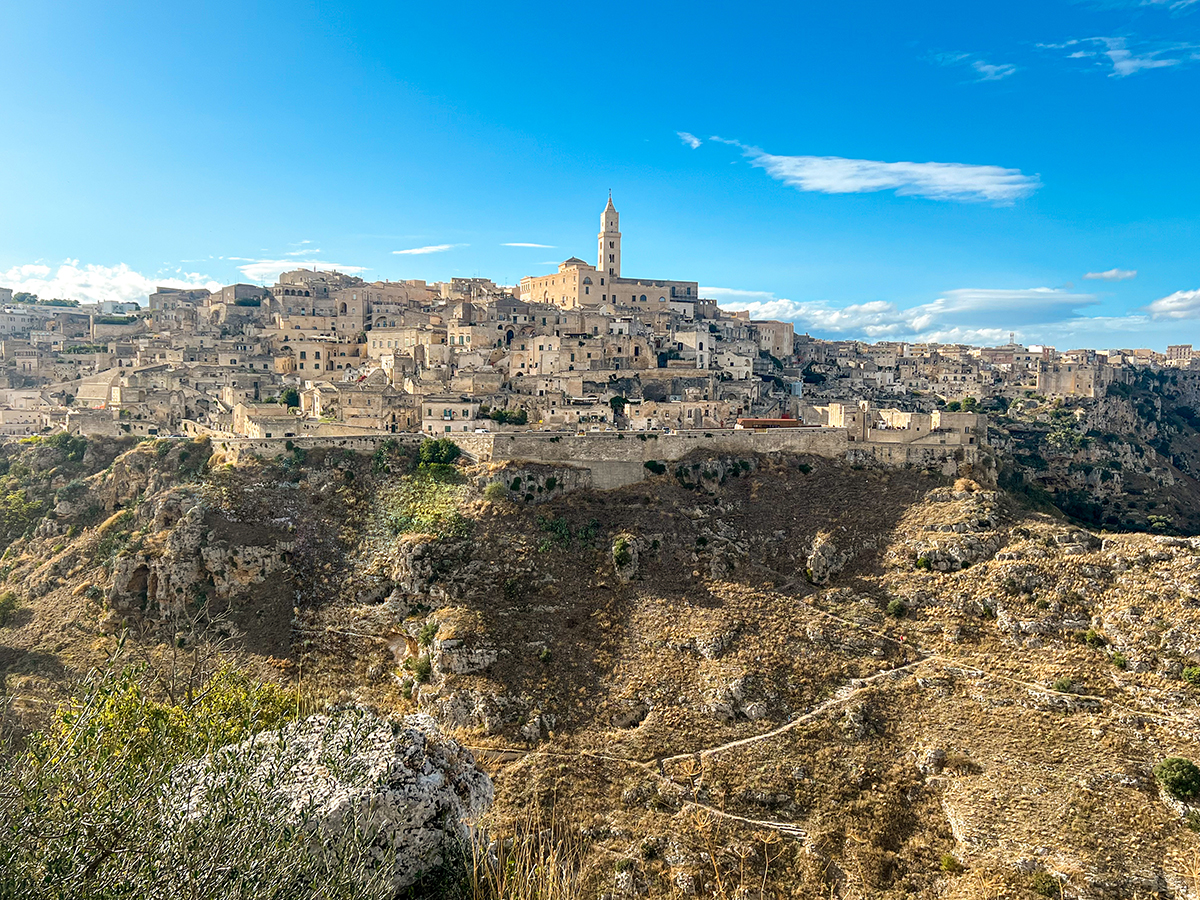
xmin=1 ymin=0 xmax=1198 ymax=349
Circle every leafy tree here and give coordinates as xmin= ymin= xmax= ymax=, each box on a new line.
xmin=609 ymin=396 xmax=628 ymax=417
xmin=488 ymin=407 xmax=528 ymax=425
xmin=11 ymin=292 xmax=37 ymax=304
xmin=280 ymin=388 xmax=301 ymax=408
xmin=801 ymin=362 xmax=826 ymax=385
xmin=418 ymin=438 xmax=461 ymax=466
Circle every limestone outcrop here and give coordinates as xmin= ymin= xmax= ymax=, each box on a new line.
xmin=171 ymin=710 xmax=493 ymax=890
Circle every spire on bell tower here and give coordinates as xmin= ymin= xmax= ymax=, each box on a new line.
xmin=599 ymin=194 xmax=621 ymax=278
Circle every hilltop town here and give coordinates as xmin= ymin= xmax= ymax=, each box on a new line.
xmin=0 ymin=198 xmax=1196 ymax=474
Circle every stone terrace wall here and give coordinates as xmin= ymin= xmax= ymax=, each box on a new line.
xmin=201 ymin=426 xmax=977 ymax=489
xmin=488 ymin=428 xmax=849 ymax=489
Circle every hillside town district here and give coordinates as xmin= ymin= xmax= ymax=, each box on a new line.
xmin=0 ymin=198 xmax=1195 ymax=475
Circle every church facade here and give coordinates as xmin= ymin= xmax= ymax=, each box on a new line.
xmin=519 ymin=197 xmax=700 ymax=314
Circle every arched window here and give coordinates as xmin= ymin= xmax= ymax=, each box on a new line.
xmin=640 ymin=294 xmax=646 ymax=302
xmin=582 ymin=277 xmax=592 ymax=285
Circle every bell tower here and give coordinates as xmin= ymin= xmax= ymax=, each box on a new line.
xmin=598 ymin=192 xmax=621 ymax=278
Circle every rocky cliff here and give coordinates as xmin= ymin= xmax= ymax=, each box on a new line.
xmin=3 ymin=433 xmax=1200 ymax=897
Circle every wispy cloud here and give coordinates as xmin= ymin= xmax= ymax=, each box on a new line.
xmin=502 ymin=242 xmax=556 ymax=248
xmin=1045 ymin=36 xmax=1198 ymax=76
xmin=1148 ymin=288 xmax=1200 ymax=318
xmin=711 ymin=138 xmax=1040 ymax=204
xmin=972 ymin=60 xmax=1018 ymax=80
xmin=933 ymin=52 xmax=1018 ymax=81
xmin=0 ymin=260 xmax=221 ymax=306
xmin=706 ymin=285 xmax=1097 ymax=341
xmin=677 ymin=131 xmax=702 ymax=149
xmin=285 ymin=248 xmax=321 ymax=257
xmin=392 ymin=244 xmax=466 ymax=255
xmin=229 ymin=258 xmax=367 ymax=282
xmin=1081 ymin=0 xmax=1199 ymax=11
xmin=1084 ymin=268 xmax=1138 ymax=281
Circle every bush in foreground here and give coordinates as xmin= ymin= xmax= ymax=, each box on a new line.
xmin=0 ymin=667 xmax=400 ymax=900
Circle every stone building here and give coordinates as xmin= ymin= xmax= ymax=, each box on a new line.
xmin=519 ymin=198 xmax=699 ymax=312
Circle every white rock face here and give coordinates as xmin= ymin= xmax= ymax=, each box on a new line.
xmin=172 ymin=709 xmax=493 ymax=889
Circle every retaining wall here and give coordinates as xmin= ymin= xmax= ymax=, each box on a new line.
xmin=197 ymin=426 xmax=978 ymax=488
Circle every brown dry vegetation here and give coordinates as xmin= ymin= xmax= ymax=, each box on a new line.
xmin=3 ymin=437 xmax=1200 ymax=897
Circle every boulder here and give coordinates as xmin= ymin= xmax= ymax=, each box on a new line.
xmin=170 ymin=709 xmax=493 ymax=890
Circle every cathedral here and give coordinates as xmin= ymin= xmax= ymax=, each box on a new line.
xmin=518 ymin=196 xmax=700 ymax=313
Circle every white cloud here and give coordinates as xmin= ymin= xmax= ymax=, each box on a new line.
xmin=1047 ymin=36 xmax=1197 ymax=76
xmin=502 ymin=242 xmax=556 ymax=248
xmin=285 ymin=248 xmax=321 ymax=257
xmin=710 ymin=286 xmax=1097 ymax=341
xmin=677 ymin=131 xmax=702 ymax=149
xmin=0 ymin=260 xmax=221 ymax=306
xmin=392 ymin=244 xmax=465 ymax=255
xmin=712 ymin=138 xmax=1040 ymax=204
xmin=972 ymin=60 xmax=1018 ymax=81
xmin=1147 ymin=289 xmax=1200 ymax=318
xmin=1083 ymin=268 xmax=1138 ymax=281
xmin=917 ymin=287 xmax=1098 ymax=322
xmin=933 ymin=52 xmax=1018 ymax=82
xmin=229 ymin=258 xmax=367 ymax=282
xmin=1110 ymin=0 xmax=1199 ymax=9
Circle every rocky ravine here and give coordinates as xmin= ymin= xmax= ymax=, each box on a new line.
xmin=3 ymin=436 xmax=1200 ymax=897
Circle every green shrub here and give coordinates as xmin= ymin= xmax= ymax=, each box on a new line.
xmin=0 ymin=667 xmax=395 ymax=899
xmin=612 ymin=536 xmax=633 ymax=568
xmin=1029 ymin=871 xmax=1060 ymax=897
xmin=536 ymin=515 xmax=574 ymax=552
xmin=0 ymin=591 xmax=18 ymax=625
xmin=538 ymin=648 xmax=552 ymax=664
xmin=914 ymin=556 xmax=931 ymax=570
xmin=886 ymin=599 xmax=907 ymax=618
xmin=643 ymin=460 xmax=666 ymax=475
xmin=380 ymin=473 xmax=472 ymax=540
xmin=483 ymin=482 xmax=507 ymax=502
xmin=409 ymin=655 xmax=433 ymax=683
xmin=1052 ymin=677 xmax=1074 ymax=693
xmin=1110 ymin=652 xmax=1128 ymax=669
xmin=1083 ymin=628 xmax=1107 ymax=649
xmin=418 ymin=620 xmax=439 ymax=647
xmin=1154 ymin=757 xmax=1200 ymax=801
xmin=1182 ymin=666 xmax=1200 ymax=686
xmin=939 ymin=852 xmax=964 ymax=874
xmin=418 ymin=462 xmax=460 ymax=483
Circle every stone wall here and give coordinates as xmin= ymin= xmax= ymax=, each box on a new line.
xmin=200 ymin=425 xmax=978 ymax=488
